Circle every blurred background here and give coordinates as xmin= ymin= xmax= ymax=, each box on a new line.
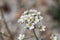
xmin=0 ymin=0 xmax=60 ymax=40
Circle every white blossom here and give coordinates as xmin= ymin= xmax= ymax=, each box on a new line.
xmin=50 ymin=34 xmax=57 ymax=40
xmin=26 ymin=23 xmax=34 ymax=30
xmin=34 ymin=16 xmax=39 ymax=24
xmin=39 ymin=26 xmax=46 ymax=31
xmin=26 ymin=14 xmax=32 ymax=22
xmin=18 ymin=34 xmax=25 ymax=40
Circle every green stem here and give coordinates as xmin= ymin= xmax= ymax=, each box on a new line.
xmin=32 ymin=29 xmax=39 ymax=40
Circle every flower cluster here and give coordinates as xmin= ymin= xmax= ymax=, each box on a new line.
xmin=18 ymin=34 xmax=25 ymax=40
xmin=50 ymin=34 xmax=57 ymax=40
xmin=18 ymin=9 xmax=44 ymax=30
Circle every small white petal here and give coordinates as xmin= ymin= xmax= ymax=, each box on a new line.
xmin=34 ymin=16 xmax=40 ymax=24
xmin=26 ymin=23 xmax=34 ymax=30
xmin=17 ymin=19 xmax=24 ymax=23
xmin=54 ymin=37 xmax=57 ymax=40
xmin=29 ymin=26 xmax=34 ymax=30
xmin=34 ymin=19 xmax=39 ymax=24
xmin=39 ymin=25 xmax=46 ymax=31
xmin=20 ymin=16 xmax=24 ymax=19
xmin=39 ymin=16 xmax=43 ymax=20
xmin=24 ymin=10 xmax=28 ymax=14
xmin=29 ymin=9 xmax=37 ymax=12
xmin=42 ymin=29 xmax=45 ymax=31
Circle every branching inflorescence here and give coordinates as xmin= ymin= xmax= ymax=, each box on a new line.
xmin=17 ymin=9 xmax=57 ymax=40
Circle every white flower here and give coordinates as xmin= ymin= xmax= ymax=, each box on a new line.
xmin=34 ymin=16 xmax=39 ymax=24
xmin=18 ymin=34 xmax=25 ymax=40
xmin=50 ymin=34 xmax=57 ymax=40
xmin=26 ymin=14 xmax=32 ymax=22
xmin=39 ymin=26 xmax=46 ymax=31
xmin=26 ymin=23 xmax=34 ymax=30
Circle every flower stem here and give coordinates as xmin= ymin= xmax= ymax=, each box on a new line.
xmin=32 ymin=29 xmax=39 ymax=40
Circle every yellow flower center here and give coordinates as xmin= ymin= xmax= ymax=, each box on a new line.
xmin=29 ymin=23 xmax=32 ymax=27
xmin=27 ymin=17 xmax=30 ymax=20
